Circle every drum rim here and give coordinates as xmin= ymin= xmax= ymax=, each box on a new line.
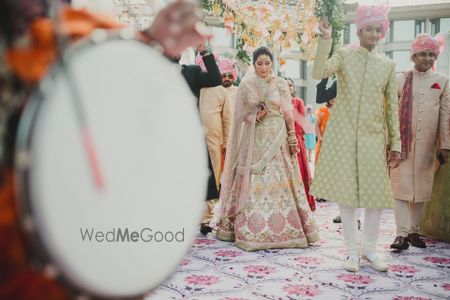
xmin=13 ymin=33 xmax=166 ymax=300
xmin=15 ymin=85 xmax=99 ymax=298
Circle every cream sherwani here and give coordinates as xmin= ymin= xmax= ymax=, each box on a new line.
xmin=199 ymin=86 xmax=232 ymax=189
xmin=392 ymin=68 xmax=450 ymax=236
xmin=224 ymin=85 xmax=238 ymax=117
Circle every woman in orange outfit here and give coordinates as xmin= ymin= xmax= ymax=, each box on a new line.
xmin=314 ymin=99 xmax=335 ymax=166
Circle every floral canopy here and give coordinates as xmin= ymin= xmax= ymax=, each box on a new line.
xmin=112 ymin=0 xmax=344 ymax=66
xmin=203 ymin=0 xmax=320 ymax=64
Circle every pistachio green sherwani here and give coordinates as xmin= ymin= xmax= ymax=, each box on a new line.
xmin=310 ymin=39 xmax=401 ymax=209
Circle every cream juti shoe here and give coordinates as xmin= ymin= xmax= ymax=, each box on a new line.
xmin=364 ymin=254 xmax=389 ymax=272
xmin=344 ymin=256 xmax=360 ymax=272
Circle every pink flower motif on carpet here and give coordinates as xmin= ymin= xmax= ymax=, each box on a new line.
xmin=312 ymin=238 xmax=326 ymax=246
xmin=379 ymin=228 xmax=395 ymax=235
xmin=390 ymin=265 xmax=419 ymax=273
xmin=268 ymin=212 xmax=286 ymax=234
xmin=282 ymin=284 xmax=321 ymax=296
xmin=442 ymin=283 xmax=450 ymax=291
xmin=185 ymin=275 xmax=220 ymax=286
xmin=194 ymin=239 xmax=216 ymax=245
xmin=214 ymin=250 xmax=243 ymax=258
xmin=423 ymin=257 xmax=450 ymax=265
xmin=244 ymin=265 xmax=276 ymax=275
xmin=248 ymin=213 xmax=266 ymax=234
xmin=294 ymin=256 xmax=322 ymax=266
xmin=382 ymin=243 xmax=393 ymax=250
xmin=424 ymin=239 xmax=437 ymax=246
xmin=337 ymin=274 xmax=374 ymax=285
xmin=338 ymin=248 xmax=348 ymax=255
xmin=392 ymin=297 xmax=431 ymax=300
xmin=180 ymin=259 xmax=190 ymax=266
xmin=287 ymin=209 xmax=302 ymax=229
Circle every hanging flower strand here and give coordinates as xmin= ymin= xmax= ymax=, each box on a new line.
xmin=203 ymin=0 xmax=343 ymax=64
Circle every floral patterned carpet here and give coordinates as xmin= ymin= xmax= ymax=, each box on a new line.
xmin=145 ymin=202 xmax=450 ymax=300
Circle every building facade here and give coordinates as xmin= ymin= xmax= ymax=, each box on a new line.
xmin=302 ymin=0 xmax=450 ymax=107
xmin=72 ymin=1 xmax=450 ymax=106
xmin=345 ymin=0 xmax=450 ymax=74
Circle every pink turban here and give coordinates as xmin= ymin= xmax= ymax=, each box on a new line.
xmin=355 ymin=3 xmax=390 ymax=38
xmin=411 ymin=33 xmax=445 ymax=57
xmin=218 ymin=58 xmax=238 ymax=81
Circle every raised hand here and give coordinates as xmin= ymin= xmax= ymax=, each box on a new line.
xmin=196 ymin=42 xmax=205 ymax=53
xmin=318 ymin=17 xmax=332 ymax=40
xmin=145 ymin=0 xmax=212 ymax=57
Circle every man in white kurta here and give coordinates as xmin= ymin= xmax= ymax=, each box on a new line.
xmin=390 ymin=34 xmax=450 ymax=251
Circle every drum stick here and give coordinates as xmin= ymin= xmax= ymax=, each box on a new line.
xmin=81 ymin=128 xmax=105 ymax=189
xmin=63 ymin=70 xmax=105 ymax=191
xmin=48 ymin=0 xmax=105 ymax=190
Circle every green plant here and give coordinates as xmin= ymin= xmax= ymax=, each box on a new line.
xmin=315 ymin=0 xmax=346 ymax=54
xmin=235 ymin=36 xmax=252 ymax=65
xmin=202 ymin=0 xmax=212 ymax=11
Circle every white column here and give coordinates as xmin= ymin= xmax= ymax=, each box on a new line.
xmin=425 ymin=18 xmax=430 ymax=34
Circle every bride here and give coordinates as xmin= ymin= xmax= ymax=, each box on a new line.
xmin=216 ymin=47 xmax=319 ymax=251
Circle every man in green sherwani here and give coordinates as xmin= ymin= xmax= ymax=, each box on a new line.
xmin=310 ymin=3 xmax=402 ymax=273
xmin=421 ymin=160 xmax=450 ymax=243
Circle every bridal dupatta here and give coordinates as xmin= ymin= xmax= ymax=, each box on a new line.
xmin=217 ymin=68 xmax=295 ymax=240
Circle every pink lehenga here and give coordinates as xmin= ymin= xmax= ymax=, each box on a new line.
xmin=216 ymin=68 xmax=319 ymax=251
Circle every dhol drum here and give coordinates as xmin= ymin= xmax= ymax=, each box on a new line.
xmin=14 ymin=30 xmax=207 ymax=298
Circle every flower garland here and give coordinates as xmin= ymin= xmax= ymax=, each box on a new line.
xmin=202 ymin=0 xmax=345 ymax=65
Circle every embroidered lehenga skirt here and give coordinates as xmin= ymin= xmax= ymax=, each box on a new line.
xmin=217 ymin=115 xmax=319 ymax=251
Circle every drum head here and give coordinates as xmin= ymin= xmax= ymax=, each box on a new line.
xmin=16 ymin=38 xmax=207 ymax=297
